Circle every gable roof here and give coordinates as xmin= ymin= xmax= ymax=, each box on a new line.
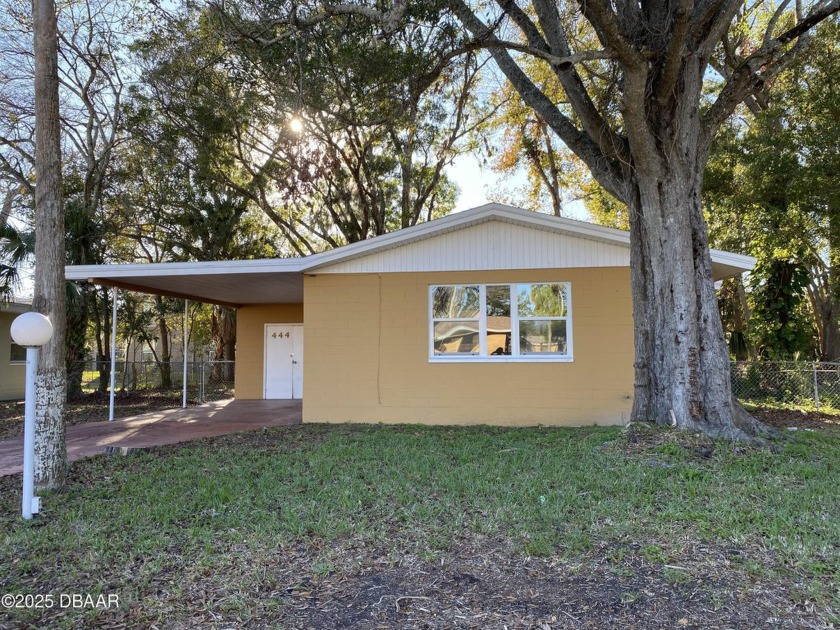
xmin=304 ymin=203 xmax=755 ymax=276
xmin=65 ymin=203 xmax=756 ymax=307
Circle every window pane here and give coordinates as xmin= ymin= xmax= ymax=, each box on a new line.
xmin=10 ymin=343 xmax=25 ymax=362
xmin=433 ymin=321 xmax=480 ymax=354
xmin=485 ymin=285 xmax=511 ymax=355
xmin=517 ymin=284 xmax=568 ymax=318
xmin=519 ymin=320 xmax=567 ymax=354
xmin=432 ymin=285 xmax=480 ymax=319
xmin=485 ymin=285 xmax=510 ymax=316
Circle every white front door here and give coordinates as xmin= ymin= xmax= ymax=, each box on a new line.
xmin=264 ymin=324 xmax=304 ymax=399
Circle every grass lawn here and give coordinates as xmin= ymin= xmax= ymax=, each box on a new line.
xmin=0 ymin=421 xmax=837 ymax=628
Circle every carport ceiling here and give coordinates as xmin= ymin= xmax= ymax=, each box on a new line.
xmin=66 ymin=260 xmax=306 ymax=307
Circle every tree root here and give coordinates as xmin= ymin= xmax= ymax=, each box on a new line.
xmin=642 ymin=398 xmax=784 ymax=447
xmin=732 ymin=398 xmax=785 ymax=442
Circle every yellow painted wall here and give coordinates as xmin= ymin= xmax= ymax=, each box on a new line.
xmin=235 ymin=304 xmax=303 ymax=399
xmin=0 ymin=312 xmax=26 ymax=401
xmin=303 ymin=268 xmax=634 ymax=426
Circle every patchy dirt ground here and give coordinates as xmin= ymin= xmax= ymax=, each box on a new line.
xmin=0 ymin=392 xmax=189 ymax=440
xmin=262 ymin=538 xmax=829 ymax=630
xmin=3 ymin=533 xmax=830 ymax=629
xmin=751 ymin=407 xmax=840 ymax=432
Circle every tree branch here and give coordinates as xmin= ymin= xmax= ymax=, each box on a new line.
xmin=450 ymin=0 xmax=627 ymax=200
xmin=573 ymin=0 xmax=646 ymax=67
xmin=528 ymin=0 xmax=630 ymax=163
xmin=654 ymin=0 xmax=694 ymax=103
xmin=702 ymin=0 xmax=840 ymax=145
xmin=209 ymin=0 xmax=407 ymax=45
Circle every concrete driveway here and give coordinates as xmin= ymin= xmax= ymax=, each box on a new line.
xmin=0 ymin=399 xmax=302 ymax=476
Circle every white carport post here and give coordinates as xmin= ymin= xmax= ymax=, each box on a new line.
xmin=182 ymin=299 xmax=189 ymax=408
xmin=108 ymin=287 xmax=118 ymax=421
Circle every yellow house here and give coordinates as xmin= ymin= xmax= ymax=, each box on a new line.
xmin=65 ymin=204 xmax=755 ymax=426
xmin=0 ymin=300 xmax=30 ymax=401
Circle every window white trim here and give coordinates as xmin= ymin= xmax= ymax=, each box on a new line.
xmin=429 ymin=282 xmax=573 ymax=363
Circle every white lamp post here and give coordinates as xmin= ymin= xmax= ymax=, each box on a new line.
xmin=10 ymin=312 xmax=54 ymax=520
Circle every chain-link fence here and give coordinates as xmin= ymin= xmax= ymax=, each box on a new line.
xmin=730 ymin=361 xmax=840 ymax=409
xmin=66 ymin=359 xmax=835 ymax=413
xmin=70 ymin=360 xmax=235 ymax=404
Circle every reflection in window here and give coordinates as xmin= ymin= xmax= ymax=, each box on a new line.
xmin=517 ymin=284 xmax=568 ymax=355
xmin=430 ymin=283 xmax=571 ymax=360
xmin=433 ymin=321 xmax=480 ymax=354
xmin=485 ymin=285 xmax=511 ymax=356
xmin=432 ymin=285 xmax=480 ymax=355
xmin=519 ymin=320 xmax=567 ymax=354
xmin=517 ymin=284 xmax=568 ymax=318
xmin=432 ymin=285 xmax=480 ymax=319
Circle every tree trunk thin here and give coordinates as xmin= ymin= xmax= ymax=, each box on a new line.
xmin=32 ymin=0 xmax=67 ymax=489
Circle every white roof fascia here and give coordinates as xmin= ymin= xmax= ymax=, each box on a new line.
xmin=65 ymin=257 xmax=308 ymax=281
xmin=708 ymin=248 xmax=757 ymax=272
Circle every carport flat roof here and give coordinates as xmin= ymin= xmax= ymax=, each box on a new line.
xmin=65 ymin=259 xmax=307 ymax=307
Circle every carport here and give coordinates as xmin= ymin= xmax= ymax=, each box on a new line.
xmin=65 ymin=258 xmax=308 ymax=419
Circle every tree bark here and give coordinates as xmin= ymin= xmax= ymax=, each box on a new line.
xmin=814 ymin=213 xmax=840 ymax=360
xmin=96 ymin=287 xmax=111 ymax=394
xmin=622 ymin=55 xmax=772 ymax=440
xmin=211 ymin=306 xmax=236 ymax=383
xmin=65 ymin=288 xmax=88 ymax=397
xmin=156 ymin=296 xmax=173 ymax=389
xmin=32 ymin=0 xmax=67 ymax=489
xmin=811 ymin=294 xmax=840 ymax=361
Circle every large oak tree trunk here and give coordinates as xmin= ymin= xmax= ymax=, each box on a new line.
xmin=32 ymin=0 xmax=67 ymax=489
xmin=625 ymin=58 xmax=772 ymax=440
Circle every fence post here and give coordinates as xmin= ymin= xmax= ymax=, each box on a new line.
xmin=813 ymin=362 xmax=820 ymax=409
xmin=200 ymin=362 xmax=205 ymax=403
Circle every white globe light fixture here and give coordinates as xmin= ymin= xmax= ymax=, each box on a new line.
xmin=11 ymin=312 xmax=54 ymax=348
xmin=11 ymin=312 xmax=54 ymax=520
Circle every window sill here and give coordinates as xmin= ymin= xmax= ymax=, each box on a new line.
xmin=429 ymin=355 xmax=573 ymax=364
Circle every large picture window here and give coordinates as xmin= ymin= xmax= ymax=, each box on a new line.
xmin=430 ymin=283 xmax=572 ymax=361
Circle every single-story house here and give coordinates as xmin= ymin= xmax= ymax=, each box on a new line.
xmin=65 ymin=203 xmax=755 ymax=426
xmin=1 ymin=299 xmax=31 ymax=401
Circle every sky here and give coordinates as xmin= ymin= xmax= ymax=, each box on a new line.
xmin=449 ymin=154 xmax=492 ymax=212
xmin=448 ymin=153 xmax=590 ymax=220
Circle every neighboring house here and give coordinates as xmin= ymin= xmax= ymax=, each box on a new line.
xmin=0 ymin=299 xmax=31 ymax=401
xmin=66 ymin=204 xmax=755 ymax=426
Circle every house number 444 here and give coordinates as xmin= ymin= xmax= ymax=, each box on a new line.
xmin=272 ymin=332 xmax=290 ymax=338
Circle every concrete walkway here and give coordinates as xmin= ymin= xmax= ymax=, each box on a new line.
xmin=0 ymin=399 xmax=302 ymax=476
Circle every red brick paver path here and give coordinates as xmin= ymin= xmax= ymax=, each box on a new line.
xmin=0 ymin=399 xmax=301 ymax=476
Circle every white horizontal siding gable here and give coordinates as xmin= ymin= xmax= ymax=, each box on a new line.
xmin=313 ymin=218 xmax=631 ymax=273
